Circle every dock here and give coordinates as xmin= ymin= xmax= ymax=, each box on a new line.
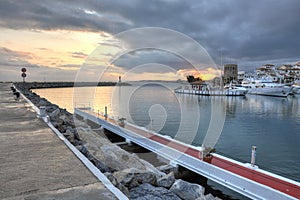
xmin=75 ymin=107 xmax=300 ymax=200
xmin=0 ymin=83 xmax=121 ymax=200
xmin=175 ymin=88 xmax=247 ymax=96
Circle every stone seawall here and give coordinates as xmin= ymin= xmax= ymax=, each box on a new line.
xmin=14 ymin=82 xmax=221 ymax=200
xmin=14 ymin=81 xmax=130 ymax=90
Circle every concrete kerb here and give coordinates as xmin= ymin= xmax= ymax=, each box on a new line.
xmin=14 ymin=85 xmax=128 ymax=200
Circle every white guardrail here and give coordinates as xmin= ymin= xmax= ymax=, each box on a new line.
xmin=75 ymin=108 xmax=297 ymax=200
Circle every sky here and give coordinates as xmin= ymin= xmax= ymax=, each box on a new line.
xmin=0 ymin=0 xmax=300 ymax=82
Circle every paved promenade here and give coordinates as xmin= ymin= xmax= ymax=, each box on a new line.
xmin=0 ymin=83 xmax=116 ymax=200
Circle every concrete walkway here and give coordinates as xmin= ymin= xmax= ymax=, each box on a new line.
xmin=0 ymin=83 xmax=116 ymax=200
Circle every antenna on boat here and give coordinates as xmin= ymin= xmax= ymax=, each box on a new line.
xmin=220 ymin=49 xmax=223 ymax=88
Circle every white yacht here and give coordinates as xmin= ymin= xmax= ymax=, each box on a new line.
xmin=241 ymin=77 xmax=291 ymax=97
xmin=291 ymin=80 xmax=300 ymax=95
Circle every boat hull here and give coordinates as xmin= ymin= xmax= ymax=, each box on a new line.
xmin=292 ymin=86 xmax=300 ymax=95
xmin=247 ymin=87 xmax=291 ymax=97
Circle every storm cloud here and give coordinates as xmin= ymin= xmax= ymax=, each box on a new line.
xmin=1 ymin=0 xmax=300 ymax=76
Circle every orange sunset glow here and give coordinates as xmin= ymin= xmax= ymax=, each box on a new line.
xmin=0 ymin=28 xmax=220 ymax=82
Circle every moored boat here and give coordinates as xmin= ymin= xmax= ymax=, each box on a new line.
xmin=292 ymin=86 xmax=300 ymax=95
xmin=291 ymin=80 xmax=300 ymax=95
xmin=175 ymin=82 xmax=248 ymax=96
xmin=241 ymin=78 xmax=291 ymax=97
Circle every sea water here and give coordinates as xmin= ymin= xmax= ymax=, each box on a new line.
xmin=34 ymin=82 xmax=300 ymax=199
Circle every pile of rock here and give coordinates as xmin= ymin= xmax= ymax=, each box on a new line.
xmin=76 ymin=126 xmax=220 ymax=200
xmin=14 ymin=83 xmax=221 ymax=200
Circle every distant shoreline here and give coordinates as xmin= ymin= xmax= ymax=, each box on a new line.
xmin=13 ymin=81 xmax=131 ymax=90
xmin=13 ymin=80 xmax=189 ymax=90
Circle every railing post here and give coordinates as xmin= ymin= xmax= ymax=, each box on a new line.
xmin=251 ymin=146 xmax=256 ymax=167
xmin=104 ymin=106 xmax=108 ymax=120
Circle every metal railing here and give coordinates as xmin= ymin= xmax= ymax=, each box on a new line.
xmin=75 ymin=108 xmax=298 ymax=200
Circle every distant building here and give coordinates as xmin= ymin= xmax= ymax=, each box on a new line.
xmin=277 ymin=64 xmax=300 ymax=83
xmin=276 ymin=64 xmax=293 ymax=73
xmin=223 ymin=64 xmax=238 ymax=84
xmin=256 ymin=64 xmax=274 ymax=77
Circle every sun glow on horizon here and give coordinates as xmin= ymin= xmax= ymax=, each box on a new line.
xmin=176 ymin=67 xmax=220 ymax=81
xmin=0 ymin=28 xmax=111 ymax=68
xmin=0 ymin=27 xmax=220 ymax=82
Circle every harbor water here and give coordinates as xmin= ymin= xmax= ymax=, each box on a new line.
xmin=34 ymin=82 xmax=300 ymax=198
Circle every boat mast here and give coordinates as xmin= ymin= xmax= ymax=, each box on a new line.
xmin=220 ymin=49 xmax=223 ymax=88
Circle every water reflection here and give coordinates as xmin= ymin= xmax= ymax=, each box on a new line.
xmin=208 ymin=94 xmax=300 ymax=120
xmin=34 ymin=85 xmax=300 ymax=182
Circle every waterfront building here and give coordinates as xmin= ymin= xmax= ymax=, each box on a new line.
xmin=291 ymin=64 xmax=300 ymax=81
xmin=256 ymin=64 xmax=274 ymax=78
xmin=276 ymin=64 xmax=300 ymax=83
xmin=223 ymin=64 xmax=238 ymax=84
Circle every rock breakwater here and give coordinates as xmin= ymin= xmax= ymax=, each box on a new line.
xmin=13 ymin=82 xmax=221 ymax=200
xmin=14 ymin=81 xmax=130 ymax=90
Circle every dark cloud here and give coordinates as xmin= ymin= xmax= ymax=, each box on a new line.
xmin=0 ymin=47 xmax=76 ymax=81
xmin=0 ymin=0 xmax=130 ymax=32
xmin=0 ymin=47 xmax=34 ymax=67
xmin=0 ymin=0 xmax=300 ymax=71
xmin=113 ymin=49 xmax=193 ymax=73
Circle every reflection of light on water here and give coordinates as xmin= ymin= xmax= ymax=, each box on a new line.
xmin=148 ymin=104 xmax=167 ymax=132
xmin=202 ymin=97 xmax=226 ymax=149
xmin=33 ymin=87 xmax=76 ymax=112
xmin=92 ymin=87 xmax=114 ymax=116
xmin=240 ymin=96 xmax=300 ymax=119
xmin=174 ymin=92 xmax=200 ymax=145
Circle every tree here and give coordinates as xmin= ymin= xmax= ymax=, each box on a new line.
xmin=187 ymin=75 xmax=202 ymax=83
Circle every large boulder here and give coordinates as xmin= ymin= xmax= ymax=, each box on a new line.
xmin=113 ymin=168 xmax=157 ymax=189
xmin=195 ymin=193 xmax=219 ymax=200
xmin=59 ymin=114 xmax=67 ymax=121
xmin=50 ymin=108 xmax=60 ymax=119
xmin=52 ymin=118 xmax=64 ymax=127
xmin=69 ymin=128 xmax=80 ymax=141
xmin=104 ymin=172 xmax=130 ymax=196
xmin=130 ymin=183 xmax=181 ymax=200
xmin=157 ymin=172 xmax=175 ymax=188
xmin=157 ymin=164 xmax=178 ymax=175
xmin=170 ymin=179 xmax=205 ymax=200
xmin=62 ymin=129 xmax=75 ymax=141
xmin=100 ymin=145 xmax=152 ymax=172
xmin=89 ymin=156 xmax=111 ymax=173
xmin=64 ymin=115 xmax=75 ymax=127
xmin=37 ymin=98 xmax=49 ymax=106
xmin=76 ymin=124 xmax=160 ymax=173
xmin=57 ymin=124 xmax=67 ymax=133
xmin=204 ymin=194 xmax=216 ymax=200
xmin=45 ymin=105 xmax=59 ymax=113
